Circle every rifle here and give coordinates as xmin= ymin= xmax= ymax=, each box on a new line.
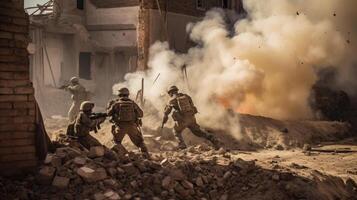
xmin=59 ymin=84 xmax=69 ymax=90
xmin=89 ymin=113 xmax=108 ymax=133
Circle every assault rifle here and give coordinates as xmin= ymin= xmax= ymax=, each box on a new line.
xmin=89 ymin=112 xmax=108 ymax=133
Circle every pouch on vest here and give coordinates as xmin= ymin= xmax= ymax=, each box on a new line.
xmin=177 ymin=95 xmax=194 ymax=113
xmin=118 ymin=101 xmax=135 ymax=122
xmin=66 ymin=123 xmax=75 ymax=137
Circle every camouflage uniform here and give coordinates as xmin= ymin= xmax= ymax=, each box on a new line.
xmin=107 ymin=88 xmax=149 ymax=157
xmin=163 ymin=86 xmax=219 ymax=149
xmin=74 ymin=101 xmax=104 ymax=149
xmin=66 ymin=77 xmax=87 ymax=122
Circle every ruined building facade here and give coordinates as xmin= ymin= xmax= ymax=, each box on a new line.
xmin=0 ymin=0 xmax=39 ymax=175
xmin=27 ymin=0 xmax=244 ymax=116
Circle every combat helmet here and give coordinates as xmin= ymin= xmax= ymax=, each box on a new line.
xmin=80 ymin=101 xmax=94 ymax=111
xmin=167 ymin=85 xmax=179 ymax=94
xmin=118 ymin=87 xmax=130 ymax=96
xmin=70 ymin=77 xmax=79 ymax=84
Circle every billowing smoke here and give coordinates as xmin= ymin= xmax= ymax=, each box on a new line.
xmin=114 ymin=0 xmax=354 ymax=137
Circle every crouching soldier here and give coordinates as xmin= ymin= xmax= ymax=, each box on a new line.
xmin=162 ymin=86 xmax=220 ymax=149
xmin=74 ymin=101 xmax=106 ymax=149
xmin=107 ymin=87 xmax=150 ymax=158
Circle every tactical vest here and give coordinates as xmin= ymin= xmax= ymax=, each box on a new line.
xmin=116 ymin=101 xmax=135 ymax=122
xmin=177 ymin=95 xmax=194 ymax=113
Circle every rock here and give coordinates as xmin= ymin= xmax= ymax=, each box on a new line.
xmin=104 ymin=179 xmax=117 ymax=187
xmin=160 ymin=141 xmax=177 ymax=151
xmin=219 ymin=194 xmax=228 ymax=200
xmin=223 ymin=171 xmax=232 ymax=180
xmin=77 ymin=166 xmax=95 ymax=180
xmin=93 ymin=168 xmax=108 ymax=182
xmin=124 ymin=194 xmax=132 ymax=199
xmin=175 ymin=184 xmax=189 ymax=197
xmin=272 ymin=174 xmax=280 ymax=181
xmin=121 ymin=163 xmax=139 ymax=176
xmin=52 ymin=176 xmax=70 ymax=189
xmin=167 ymin=168 xmax=185 ymax=180
xmin=160 ymin=158 xmax=169 ymax=166
xmin=274 ymin=144 xmax=284 ymax=151
xmin=37 ymin=166 xmax=56 ymax=185
xmin=181 ymin=180 xmax=194 ymax=190
xmin=217 ymin=147 xmax=226 ymax=154
xmin=162 ymin=176 xmax=172 ymax=189
xmin=107 ymin=168 xmax=117 ymax=177
xmin=196 ymin=177 xmax=204 ymax=187
xmin=130 ymin=180 xmax=138 ymax=187
xmin=93 ymin=193 xmax=106 ymax=200
xmin=303 ymin=144 xmax=312 ymax=151
xmin=73 ymin=157 xmax=86 ymax=165
xmin=51 ymin=156 xmax=62 ymax=167
xmin=77 ymin=166 xmax=107 ymax=183
xmin=346 ymin=178 xmax=357 ymax=192
xmin=44 ymin=154 xmax=53 ymax=164
xmin=88 ymin=146 xmax=105 ymax=158
xmin=104 ymin=190 xmax=120 ymax=200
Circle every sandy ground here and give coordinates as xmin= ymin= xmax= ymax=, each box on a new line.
xmin=233 ymin=147 xmax=357 ymax=182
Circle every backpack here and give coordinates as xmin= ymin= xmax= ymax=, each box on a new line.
xmin=117 ymin=101 xmax=135 ymax=122
xmin=177 ymin=95 xmax=194 ymax=113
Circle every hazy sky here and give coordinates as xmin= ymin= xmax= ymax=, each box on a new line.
xmin=24 ymin=0 xmax=48 ymax=8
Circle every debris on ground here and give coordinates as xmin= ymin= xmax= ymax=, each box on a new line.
xmin=0 ymin=142 xmax=356 ymax=200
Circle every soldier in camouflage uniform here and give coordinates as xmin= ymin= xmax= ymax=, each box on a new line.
xmin=65 ymin=77 xmax=87 ymax=122
xmin=162 ymin=86 xmax=220 ymax=149
xmin=74 ymin=101 xmax=105 ymax=149
xmin=107 ymin=87 xmax=150 ymax=158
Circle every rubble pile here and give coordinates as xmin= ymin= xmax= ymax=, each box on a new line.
xmin=1 ymin=144 xmax=356 ymax=200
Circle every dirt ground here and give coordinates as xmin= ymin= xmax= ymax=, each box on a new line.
xmin=44 ymin=114 xmax=357 ymax=185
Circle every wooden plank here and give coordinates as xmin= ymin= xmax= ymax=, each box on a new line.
xmin=86 ymin=24 xmax=136 ymax=31
xmin=90 ymin=0 xmax=140 ymax=8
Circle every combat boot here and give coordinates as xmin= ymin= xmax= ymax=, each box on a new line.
xmin=208 ymin=135 xmax=221 ymax=150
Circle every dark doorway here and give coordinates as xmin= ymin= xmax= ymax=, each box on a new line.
xmin=222 ymin=0 xmax=229 ymax=9
xmin=79 ymin=52 xmax=91 ymax=80
xmin=77 ymin=0 xmax=84 ymax=10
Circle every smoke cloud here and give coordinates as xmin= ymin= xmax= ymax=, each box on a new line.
xmin=113 ymin=0 xmax=354 ymax=137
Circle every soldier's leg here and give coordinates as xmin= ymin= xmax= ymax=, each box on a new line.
xmin=126 ymin=123 xmax=150 ymax=158
xmin=188 ymin=122 xmax=220 ymax=149
xmin=111 ymin=126 xmax=128 ymax=155
xmin=68 ymin=102 xmax=76 ymax=122
xmin=173 ymin=122 xmax=187 ymax=149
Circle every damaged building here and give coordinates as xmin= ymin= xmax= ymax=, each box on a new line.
xmin=27 ymin=0 xmax=244 ymax=116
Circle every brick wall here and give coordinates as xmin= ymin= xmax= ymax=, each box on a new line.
xmin=0 ymin=0 xmax=38 ymax=175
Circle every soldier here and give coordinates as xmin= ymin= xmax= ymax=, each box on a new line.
xmin=64 ymin=77 xmax=87 ymax=122
xmin=74 ymin=101 xmax=106 ymax=149
xmin=107 ymin=87 xmax=150 ymax=158
xmin=162 ymin=86 xmax=220 ymax=149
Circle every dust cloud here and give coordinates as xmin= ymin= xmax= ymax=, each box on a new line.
xmin=113 ymin=0 xmax=354 ymax=138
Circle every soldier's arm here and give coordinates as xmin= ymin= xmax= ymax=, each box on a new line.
xmin=81 ymin=114 xmax=97 ymax=128
xmin=107 ymin=103 xmax=115 ymax=116
xmin=162 ymin=103 xmax=173 ymax=126
xmin=66 ymin=85 xmax=77 ymax=94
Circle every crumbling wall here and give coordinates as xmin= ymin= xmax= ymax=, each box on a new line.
xmin=0 ymin=0 xmax=38 ymax=174
xmin=137 ymin=0 xmax=225 ymax=70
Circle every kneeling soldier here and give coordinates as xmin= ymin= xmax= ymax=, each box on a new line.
xmin=74 ymin=101 xmax=105 ymax=149
xmin=107 ymin=87 xmax=150 ymax=158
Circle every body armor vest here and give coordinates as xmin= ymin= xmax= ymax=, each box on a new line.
xmin=177 ymin=95 xmax=194 ymax=113
xmin=116 ymin=101 xmax=135 ymax=122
